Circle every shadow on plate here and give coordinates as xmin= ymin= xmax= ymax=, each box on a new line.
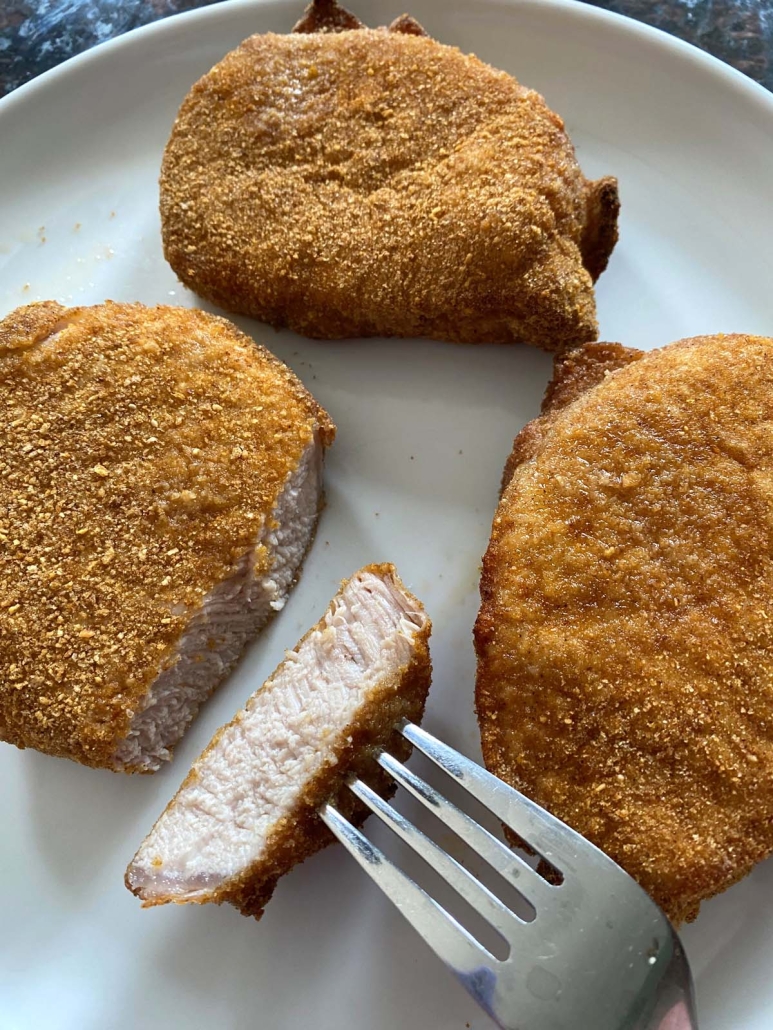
xmin=23 ymin=749 xmax=159 ymax=894
xmin=136 ymin=822 xmax=481 ymax=1030
xmin=195 ymin=301 xmax=555 ymax=503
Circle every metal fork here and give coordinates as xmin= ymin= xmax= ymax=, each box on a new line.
xmin=320 ymin=720 xmax=698 ymax=1030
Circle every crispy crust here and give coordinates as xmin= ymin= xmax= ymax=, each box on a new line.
xmin=0 ymin=301 xmax=334 ymax=770
xmin=476 ymin=334 xmax=773 ymax=925
xmin=127 ymin=563 xmax=431 ymax=918
xmin=0 ymin=300 xmax=69 ymax=355
xmin=159 ymin=0 xmax=617 ymax=348
xmin=580 ymin=176 xmax=620 ymax=283
xmin=500 ymin=342 xmax=643 ymax=492
xmin=293 ymin=0 xmax=363 ymax=33
xmin=386 ymin=14 xmax=428 ymax=37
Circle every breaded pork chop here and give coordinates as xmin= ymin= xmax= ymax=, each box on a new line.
xmin=160 ymin=0 xmax=618 ymax=349
xmin=475 ymin=335 xmax=773 ymax=924
xmin=0 ymin=301 xmax=334 ymax=772
xmin=126 ymin=564 xmax=431 ymax=918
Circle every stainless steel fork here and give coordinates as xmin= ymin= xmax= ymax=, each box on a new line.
xmin=320 ymin=720 xmax=698 ymax=1030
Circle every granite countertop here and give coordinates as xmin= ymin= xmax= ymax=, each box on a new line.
xmin=0 ymin=0 xmax=771 ymax=96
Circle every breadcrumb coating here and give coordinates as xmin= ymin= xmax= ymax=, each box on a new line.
xmin=0 ymin=301 xmax=334 ymax=770
xmin=476 ymin=335 xmax=773 ymax=924
xmin=159 ymin=0 xmax=618 ymax=348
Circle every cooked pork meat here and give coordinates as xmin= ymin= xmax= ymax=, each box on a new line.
xmin=0 ymin=301 xmax=334 ymax=772
xmin=159 ymin=0 xmax=618 ymax=348
xmin=476 ymin=335 xmax=773 ymax=924
xmin=126 ymin=564 xmax=431 ymax=917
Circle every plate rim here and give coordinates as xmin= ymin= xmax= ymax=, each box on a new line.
xmin=1 ymin=0 xmax=772 ymax=126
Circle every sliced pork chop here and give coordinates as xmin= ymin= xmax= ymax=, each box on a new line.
xmin=126 ymin=563 xmax=431 ymax=918
xmin=0 ymin=301 xmax=334 ymax=772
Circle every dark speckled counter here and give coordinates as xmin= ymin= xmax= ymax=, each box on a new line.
xmin=1 ymin=0 xmax=772 ymax=97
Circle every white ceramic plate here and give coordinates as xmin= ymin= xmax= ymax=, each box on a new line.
xmin=2 ymin=2 xmax=773 ymax=1027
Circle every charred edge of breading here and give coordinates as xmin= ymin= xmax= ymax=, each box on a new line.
xmin=293 ymin=0 xmax=427 ymax=35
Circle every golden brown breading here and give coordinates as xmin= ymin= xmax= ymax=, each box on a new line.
xmin=0 ymin=301 xmax=334 ymax=770
xmin=159 ymin=0 xmax=618 ymax=348
xmin=475 ymin=335 xmax=773 ymax=924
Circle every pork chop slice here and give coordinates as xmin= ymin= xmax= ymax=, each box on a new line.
xmin=0 ymin=301 xmax=334 ymax=772
xmin=126 ymin=563 xmax=431 ymax=917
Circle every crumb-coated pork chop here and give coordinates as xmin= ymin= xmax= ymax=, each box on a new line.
xmin=0 ymin=301 xmax=334 ymax=772
xmin=126 ymin=564 xmax=431 ymax=918
xmin=159 ymin=0 xmax=618 ymax=349
xmin=476 ymin=335 xmax=773 ymax=924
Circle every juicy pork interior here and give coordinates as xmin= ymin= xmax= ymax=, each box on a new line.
xmin=112 ymin=438 xmax=323 ymax=772
xmin=126 ymin=564 xmax=431 ymax=917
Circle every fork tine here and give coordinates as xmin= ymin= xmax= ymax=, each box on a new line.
xmin=348 ymin=776 xmax=521 ymax=942
xmin=377 ymin=750 xmax=556 ymax=911
xmin=400 ymin=721 xmax=592 ymax=874
xmin=320 ymin=802 xmax=497 ymax=977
